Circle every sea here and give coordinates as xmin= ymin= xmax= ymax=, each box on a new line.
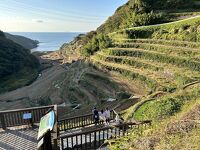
xmin=9 ymin=32 xmax=81 ymax=51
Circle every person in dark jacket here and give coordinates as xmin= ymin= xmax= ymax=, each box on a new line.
xmin=92 ymin=107 xmax=99 ymax=125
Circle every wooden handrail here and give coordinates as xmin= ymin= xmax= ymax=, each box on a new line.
xmin=0 ymin=105 xmax=55 ymax=129
xmin=59 ymin=120 xmax=152 ymax=150
xmin=59 ymin=121 xmax=151 ymax=139
xmin=58 ymin=110 xmax=116 ymax=131
xmin=58 ymin=113 xmax=92 ymax=122
xmin=58 ymin=110 xmax=116 ymax=122
xmin=0 ymin=105 xmax=55 ymax=113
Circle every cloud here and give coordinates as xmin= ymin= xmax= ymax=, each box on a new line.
xmin=32 ymin=19 xmax=44 ymax=23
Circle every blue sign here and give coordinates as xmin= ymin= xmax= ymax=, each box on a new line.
xmin=23 ymin=113 xmax=32 ymax=120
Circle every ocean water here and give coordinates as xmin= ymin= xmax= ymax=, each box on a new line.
xmin=10 ymin=32 xmax=81 ymax=51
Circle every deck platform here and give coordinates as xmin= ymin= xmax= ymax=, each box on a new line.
xmin=0 ymin=125 xmax=38 ymax=150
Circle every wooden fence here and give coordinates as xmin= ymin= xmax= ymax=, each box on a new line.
xmin=58 ymin=110 xmax=116 ymax=131
xmin=59 ymin=121 xmax=151 ymax=150
xmin=0 ymin=105 xmax=54 ymax=129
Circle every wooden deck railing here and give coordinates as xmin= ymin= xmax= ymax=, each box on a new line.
xmin=58 ymin=110 xmax=116 ymax=131
xmin=0 ymin=105 xmax=54 ymax=130
xmin=59 ymin=120 xmax=151 ymax=150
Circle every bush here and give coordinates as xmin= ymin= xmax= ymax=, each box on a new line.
xmin=116 ymin=92 xmax=131 ymax=100
xmin=132 ymin=12 xmax=165 ymax=27
xmin=81 ymin=34 xmax=113 ymax=57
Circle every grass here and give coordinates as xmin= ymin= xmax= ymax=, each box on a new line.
xmin=92 ymin=57 xmax=160 ymax=90
xmin=122 ymin=38 xmax=200 ymax=48
xmin=92 ymin=13 xmax=200 ymax=150
xmin=96 ymin=53 xmax=199 ymax=85
xmin=110 ymin=16 xmax=200 ymax=42
xmin=103 ymin=48 xmax=200 ymax=72
xmin=92 ymin=38 xmax=200 ymax=149
xmin=109 ymin=85 xmax=200 ymax=149
xmin=115 ymin=42 xmax=200 ymax=60
xmin=92 ymin=36 xmax=200 ymax=93
xmin=96 ymin=53 xmax=162 ymax=71
xmin=111 ymin=15 xmax=200 ymax=35
xmin=95 ymin=54 xmax=182 ymax=90
xmin=133 ymin=85 xmax=200 ymax=120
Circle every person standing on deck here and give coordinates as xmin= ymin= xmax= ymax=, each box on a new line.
xmin=99 ymin=109 xmax=106 ymax=124
xmin=105 ymin=108 xmax=111 ymax=124
xmin=92 ymin=107 xmax=99 ymax=125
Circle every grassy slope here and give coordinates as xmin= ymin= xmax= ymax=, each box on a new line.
xmin=57 ymin=3 xmax=200 ymax=147
xmin=97 ymin=0 xmax=199 ymax=34
xmin=60 ymin=0 xmax=200 ymax=57
xmin=64 ymin=1 xmax=200 ymax=148
xmin=110 ymin=86 xmax=200 ymax=149
xmin=100 ymin=16 xmax=200 ymax=149
xmin=111 ymin=15 xmax=200 ymax=41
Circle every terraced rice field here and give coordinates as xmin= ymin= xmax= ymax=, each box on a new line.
xmin=92 ymin=39 xmax=200 ymax=93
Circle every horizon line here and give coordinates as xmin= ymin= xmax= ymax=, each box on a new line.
xmin=7 ymin=31 xmax=87 ymax=33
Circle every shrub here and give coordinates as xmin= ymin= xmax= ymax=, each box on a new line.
xmin=81 ymin=34 xmax=113 ymax=57
xmin=132 ymin=12 xmax=165 ymax=27
xmin=117 ymin=92 xmax=132 ymax=100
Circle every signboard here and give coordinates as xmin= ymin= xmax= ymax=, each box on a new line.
xmin=37 ymin=110 xmax=55 ymax=140
xmin=23 ymin=113 xmax=32 ymax=120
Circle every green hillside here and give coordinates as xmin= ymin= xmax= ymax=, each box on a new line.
xmin=111 ymin=15 xmax=200 ymax=42
xmin=0 ymin=31 xmax=40 ymax=93
xmin=97 ymin=0 xmax=199 ymax=34
xmin=59 ymin=0 xmax=200 ymax=56
xmin=58 ymin=0 xmax=200 ymax=149
xmin=94 ymin=9 xmax=200 ymax=150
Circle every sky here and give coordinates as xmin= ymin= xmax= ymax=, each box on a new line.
xmin=0 ymin=0 xmax=128 ymax=32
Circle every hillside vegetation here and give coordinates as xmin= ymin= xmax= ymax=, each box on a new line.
xmin=60 ymin=0 xmax=200 ymax=59
xmin=96 ymin=16 xmax=200 ymax=150
xmin=57 ymin=0 xmax=200 ymax=148
xmin=97 ymin=0 xmax=199 ymax=34
xmin=0 ymin=31 xmax=40 ymax=93
xmin=92 ymin=17 xmax=200 ymax=93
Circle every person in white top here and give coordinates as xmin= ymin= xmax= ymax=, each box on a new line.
xmin=99 ymin=109 xmax=106 ymax=123
xmin=105 ymin=108 xmax=111 ymax=124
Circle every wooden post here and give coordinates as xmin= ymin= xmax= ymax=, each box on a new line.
xmin=44 ymin=130 xmax=53 ymax=150
xmin=0 ymin=113 xmax=6 ymax=130
xmin=52 ymin=105 xmax=58 ymax=150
